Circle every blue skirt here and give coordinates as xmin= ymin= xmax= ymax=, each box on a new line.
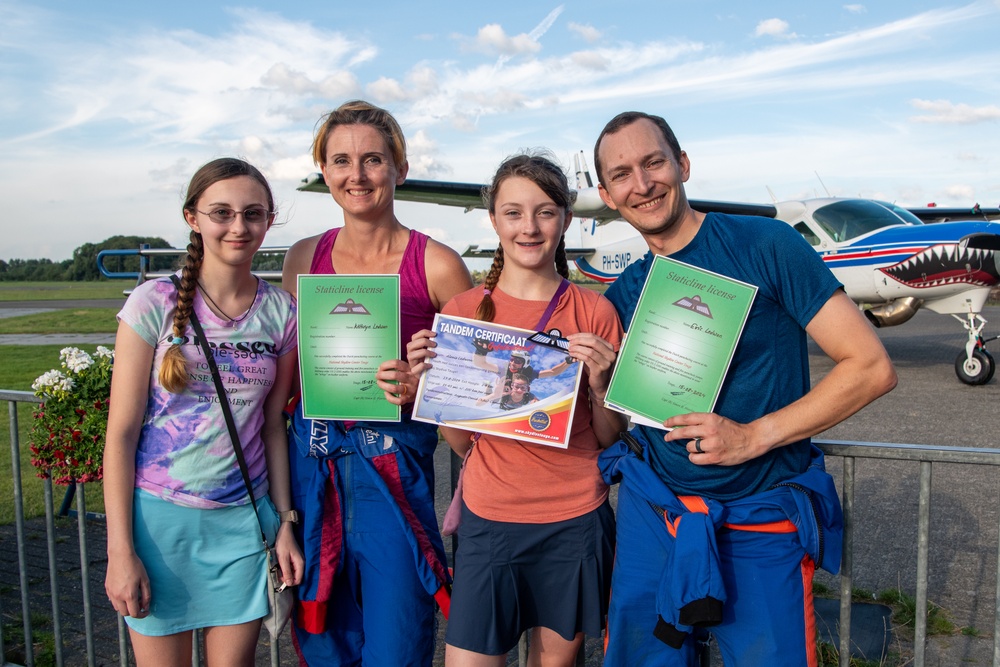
xmin=445 ymin=499 xmax=615 ymax=655
xmin=124 ymin=489 xmax=279 ymax=636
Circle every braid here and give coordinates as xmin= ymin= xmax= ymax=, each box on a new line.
xmin=159 ymin=231 xmax=204 ymax=393
xmin=555 ymin=235 xmax=569 ymax=279
xmin=474 ymin=246 xmax=505 ymax=322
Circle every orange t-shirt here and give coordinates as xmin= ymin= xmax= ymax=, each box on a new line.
xmin=442 ymin=283 xmax=623 ymax=523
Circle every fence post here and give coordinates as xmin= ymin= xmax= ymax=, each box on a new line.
xmin=9 ymin=400 xmax=35 ymax=666
xmin=913 ymin=460 xmax=933 ymax=667
xmin=839 ymin=456 xmax=855 ymax=667
xmin=76 ymin=483 xmax=96 ymax=667
xmin=44 ymin=478 xmax=65 ymax=667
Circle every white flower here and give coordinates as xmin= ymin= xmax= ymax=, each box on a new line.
xmin=95 ymin=346 xmax=114 ymax=360
xmin=60 ymin=347 xmax=93 ymax=373
xmin=32 ymin=370 xmax=73 ymax=396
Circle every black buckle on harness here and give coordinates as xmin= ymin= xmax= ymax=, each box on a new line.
xmin=620 ymin=431 xmax=644 ymax=461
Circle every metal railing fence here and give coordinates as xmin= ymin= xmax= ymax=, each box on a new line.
xmin=4 ymin=384 xmax=1000 ymax=666
xmin=95 ymin=245 xmax=288 ymax=289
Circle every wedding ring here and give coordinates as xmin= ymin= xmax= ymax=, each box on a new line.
xmin=398 ymin=383 xmax=408 ymax=397
xmin=693 ymin=438 xmax=703 ymax=453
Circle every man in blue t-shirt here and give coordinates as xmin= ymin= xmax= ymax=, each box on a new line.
xmin=594 ymin=111 xmax=897 ymax=667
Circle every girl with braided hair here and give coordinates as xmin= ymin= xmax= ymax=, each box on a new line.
xmin=408 ymin=152 xmax=626 ymax=667
xmin=104 ymin=158 xmax=303 ymax=665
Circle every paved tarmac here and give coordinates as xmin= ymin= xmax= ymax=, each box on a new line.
xmin=810 ymin=306 xmax=1000 ymax=666
xmin=3 ymin=303 xmax=1000 ymax=665
xmin=0 ymin=299 xmax=121 ymax=345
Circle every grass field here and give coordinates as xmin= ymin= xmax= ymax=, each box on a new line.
xmin=0 ymin=308 xmax=119 ymax=334
xmin=0 ymin=280 xmax=130 ymax=301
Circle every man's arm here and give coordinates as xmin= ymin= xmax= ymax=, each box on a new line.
xmin=664 ymin=290 xmax=897 ymax=465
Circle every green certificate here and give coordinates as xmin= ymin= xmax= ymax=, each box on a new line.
xmin=297 ymin=275 xmax=401 ymax=422
xmin=605 ymin=256 xmax=757 ymax=427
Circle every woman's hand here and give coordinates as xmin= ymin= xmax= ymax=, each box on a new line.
xmin=565 ymin=333 xmax=617 ymax=401
xmin=275 ymin=523 xmax=305 ymax=587
xmin=377 ymin=359 xmax=419 ymax=405
xmin=105 ymin=550 xmax=151 ymax=618
xmin=406 ymin=329 xmax=438 ymax=375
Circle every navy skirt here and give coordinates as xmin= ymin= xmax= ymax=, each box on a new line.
xmin=445 ymin=499 xmax=615 ymax=655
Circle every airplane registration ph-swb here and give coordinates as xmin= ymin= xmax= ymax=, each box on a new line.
xmin=298 ymin=153 xmax=1000 ymax=386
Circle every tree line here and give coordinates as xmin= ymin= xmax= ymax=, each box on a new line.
xmin=0 ymin=236 xmax=286 ymax=281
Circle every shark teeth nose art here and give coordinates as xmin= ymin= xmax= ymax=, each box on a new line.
xmin=880 ymin=244 xmax=1000 ymax=288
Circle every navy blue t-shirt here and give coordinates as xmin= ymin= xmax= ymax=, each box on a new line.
xmin=606 ymin=213 xmax=841 ymax=501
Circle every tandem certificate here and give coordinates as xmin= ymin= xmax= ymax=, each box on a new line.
xmin=411 ymin=314 xmax=583 ymax=448
xmin=604 ymin=256 xmax=757 ymax=428
xmin=297 ymin=275 xmax=400 ymax=422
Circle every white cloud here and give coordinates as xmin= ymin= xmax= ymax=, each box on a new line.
xmin=943 ymin=184 xmax=976 ymax=201
xmin=261 ymin=64 xmax=360 ymax=99
xmin=473 ymin=23 xmax=541 ymax=56
xmin=405 ymin=130 xmax=453 ymax=179
xmin=2 ymin=9 xmax=376 ymax=148
xmin=844 ymin=4 xmax=867 ymax=14
xmin=568 ymin=22 xmax=601 ymax=43
xmin=366 ymin=77 xmax=409 ymax=103
xmin=571 ymin=51 xmax=610 ymax=70
xmin=909 ymin=99 xmax=1000 ymax=124
xmin=755 ymin=18 xmax=796 ymax=38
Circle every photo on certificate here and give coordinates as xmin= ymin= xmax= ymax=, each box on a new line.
xmin=412 ymin=314 xmax=583 ymax=448
xmin=297 ymin=274 xmax=401 ymax=422
xmin=605 ymin=256 xmax=757 ymax=428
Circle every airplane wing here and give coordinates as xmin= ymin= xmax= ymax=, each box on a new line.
xmin=689 ymin=200 xmax=777 ymax=218
xmin=299 ymin=173 xmax=485 ymax=210
xmin=906 ymin=205 xmax=1000 ymax=223
xmin=461 ymin=244 xmax=596 ymax=259
xmin=298 ymin=173 xmax=777 ymax=222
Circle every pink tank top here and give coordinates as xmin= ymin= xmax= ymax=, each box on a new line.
xmin=309 ymin=227 xmax=436 ymax=357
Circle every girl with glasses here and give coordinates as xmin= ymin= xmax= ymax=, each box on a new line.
xmin=409 ymin=152 xmax=626 ymax=667
xmin=103 ymin=158 xmax=303 ymax=665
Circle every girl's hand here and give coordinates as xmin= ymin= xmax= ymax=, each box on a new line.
xmin=105 ymin=551 xmax=152 ymax=618
xmin=275 ymin=523 xmax=305 ymax=587
xmin=565 ymin=333 xmax=617 ymax=401
xmin=406 ymin=329 xmax=438 ymax=375
xmin=376 ymin=359 xmax=418 ymax=405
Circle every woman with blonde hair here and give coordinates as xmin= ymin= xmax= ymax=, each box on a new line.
xmin=283 ymin=100 xmax=472 ymax=665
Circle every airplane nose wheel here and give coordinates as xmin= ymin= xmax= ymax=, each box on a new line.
xmin=955 ymin=348 xmax=995 ymax=385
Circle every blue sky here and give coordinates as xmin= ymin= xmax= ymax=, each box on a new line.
xmin=3 ymin=0 xmax=999 ymax=263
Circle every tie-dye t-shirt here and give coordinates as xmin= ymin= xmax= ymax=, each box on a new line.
xmin=118 ymin=274 xmax=297 ymax=509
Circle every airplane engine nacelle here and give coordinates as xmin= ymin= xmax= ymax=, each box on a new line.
xmin=572 ymin=187 xmax=613 ymax=220
xmin=864 ymin=296 xmax=923 ymax=328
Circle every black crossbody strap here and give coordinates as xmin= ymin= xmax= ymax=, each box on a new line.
xmin=170 ymin=275 xmax=267 ymax=544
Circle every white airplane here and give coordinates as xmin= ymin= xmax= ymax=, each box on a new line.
xmin=298 ymin=154 xmax=1000 ymax=385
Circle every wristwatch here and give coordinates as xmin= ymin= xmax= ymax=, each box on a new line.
xmin=278 ymin=509 xmax=299 ymax=524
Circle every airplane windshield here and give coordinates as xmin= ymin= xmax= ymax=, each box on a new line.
xmin=812 ymin=199 xmax=916 ymax=242
xmin=875 ymin=201 xmax=925 ymax=226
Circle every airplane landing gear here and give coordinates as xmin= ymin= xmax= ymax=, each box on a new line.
xmin=955 ymin=348 xmax=995 ymax=385
xmin=952 ymin=312 xmax=995 ymax=385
